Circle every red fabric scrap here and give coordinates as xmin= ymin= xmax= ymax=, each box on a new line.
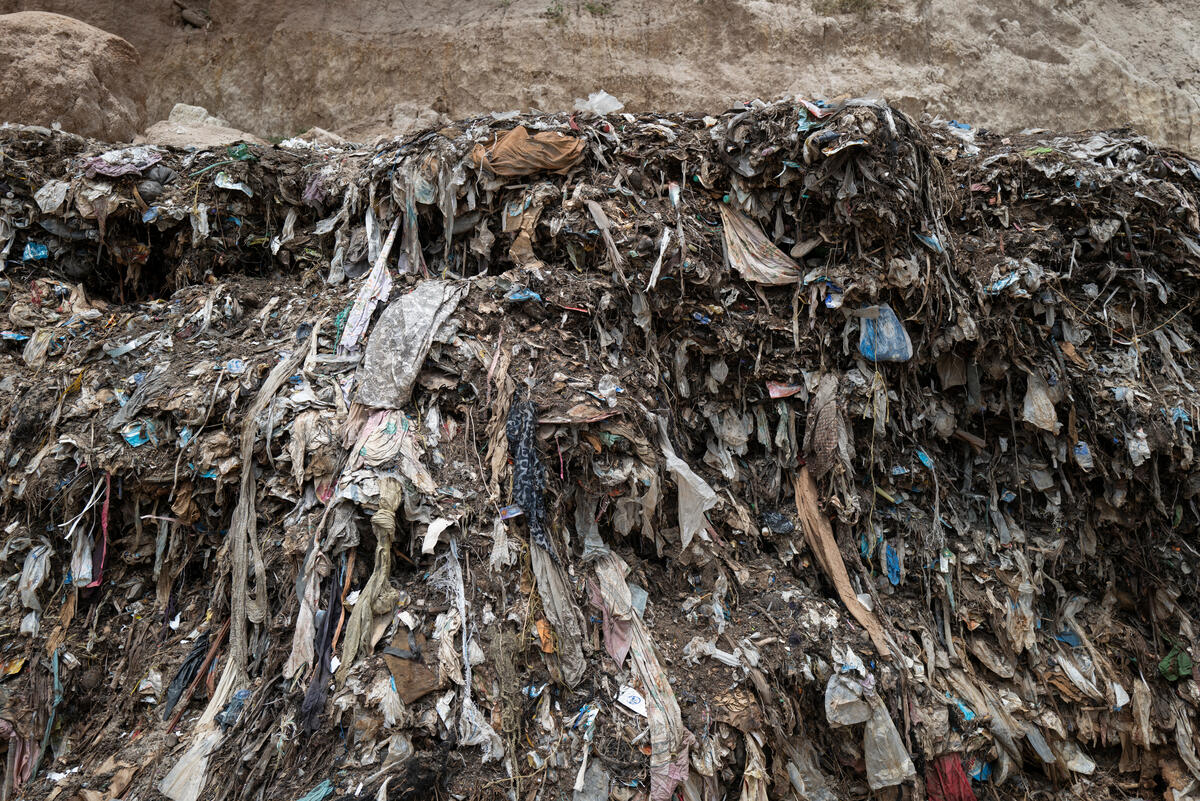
xmin=926 ymin=754 xmax=976 ymax=801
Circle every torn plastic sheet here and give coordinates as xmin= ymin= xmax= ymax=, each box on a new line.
xmin=120 ymin=420 xmax=157 ymax=447
xmin=159 ymin=728 xmax=221 ymax=801
xmin=430 ymin=540 xmax=503 ymax=761
xmin=269 ymin=208 xmax=297 ymax=255
xmin=214 ymin=171 xmax=253 ymax=197
xmin=655 ymin=414 xmax=718 ymax=550
xmin=792 ymin=468 xmax=891 ymax=657
xmin=471 ymin=126 xmax=586 ymax=177
xmin=17 ymin=541 xmax=51 ymax=635
xmin=785 ymin=737 xmax=837 ymax=801
xmin=421 ymin=516 xmax=458 ymax=555
xmin=347 ymin=410 xmax=436 ymax=495
xmin=84 ymin=146 xmax=162 ymax=178
xmin=741 ymin=734 xmax=769 ymax=801
xmin=295 ymin=780 xmax=334 ymax=801
xmin=1054 ymin=649 xmax=1104 ymax=700
xmin=718 ymin=204 xmax=803 ymax=285
xmin=336 ymin=479 xmax=401 ymax=686
xmin=926 ymin=754 xmax=977 ymax=801
xmin=356 ymin=280 xmax=466 ymax=408
xmin=767 ymin=381 xmax=804 ymax=399
xmin=1059 ymin=740 xmax=1096 ymax=775
xmin=1022 ymin=372 xmax=1060 ymax=433
xmin=864 ymin=695 xmax=916 ymax=789
xmin=1025 ymin=724 xmax=1057 ymax=764
xmin=531 ymin=544 xmax=587 ymax=686
xmin=34 ymin=180 xmax=70 ymax=214
xmin=1127 ymin=427 xmax=1151 ymax=467
xmin=574 ymin=90 xmax=625 ymax=115
xmin=885 ymin=543 xmax=901 ymax=585
xmin=0 ymin=214 xmax=12 ymax=262
xmin=189 ymin=203 xmax=210 ymax=247
xmin=825 ymin=673 xmax=871 ymax=725
xmin=595 ymin=550 xmax=692 ymax=801
xmin=644 ymin=228 xmax=673 ymax=291
xmin=985 ymin=272 xmax=1021 ymax=295
xmin=21 ymin=242 xmax=48 ymax=262
xmin=682 ymin=636 xmax=741 ymax=667
xmin=338 ymin=216 xmax=399 ymax=355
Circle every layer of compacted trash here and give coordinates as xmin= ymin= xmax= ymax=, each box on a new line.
xmin=0 ymin=96 xmax=1198 ymax=801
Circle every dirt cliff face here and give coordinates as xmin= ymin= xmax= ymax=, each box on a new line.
xmin=1 ymin=0 xmax=1197 ymax=148
xmin=0 ymin=11 xmax=145 ymax=140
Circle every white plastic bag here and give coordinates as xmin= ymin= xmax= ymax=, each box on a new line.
xmin=17 ymin=542 xmax=51 ymax=612
xmin=573 ymin=90 xmax=624 ymax=115
xmin=863 ymin=697 xmax=915 ymax=789
xmin=1022 ymin=372 xmax=1060 ymax=433
xmin=824 ymin=674 xmax=871 ymax=726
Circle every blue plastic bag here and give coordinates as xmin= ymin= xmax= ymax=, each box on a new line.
xmin=22 ymin=242 xmax=48 ymax=261
xmin=885 ymin=544 xmax=901 ymax=586
xmin=858 ymin=304 xmax=913 ymax=362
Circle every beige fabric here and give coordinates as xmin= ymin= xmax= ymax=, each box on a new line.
xmin=336 ymin=478 xmax=402 ymax=684
xmin=472 ymin=126 xmax=584 ymax=176
xmin=792 ymin=467 xmax=891 ymax=658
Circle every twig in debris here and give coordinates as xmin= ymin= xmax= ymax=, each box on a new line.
xmin=750 ymin=601 xmax=787 ymax=638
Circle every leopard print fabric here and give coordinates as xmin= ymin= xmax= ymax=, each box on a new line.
xmin=506 ymin=397 xmax=559 ymax=563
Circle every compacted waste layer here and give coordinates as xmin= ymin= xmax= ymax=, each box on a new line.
xmin=0 ymin=99 xmax=1197 ymax=801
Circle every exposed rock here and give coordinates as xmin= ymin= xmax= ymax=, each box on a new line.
xmin=0 ymin=11 xmax=144 ymax=141
xmin=139 ymin=102 xmax=266 ymax=148
xmin=165 ymin=102 xmax=229 ymax=128
xmin=295 ymin=126 xmax=345 ymax=146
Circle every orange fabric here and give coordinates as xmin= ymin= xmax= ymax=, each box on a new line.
xmin=472 ymin=126 xmax=585 ymax=176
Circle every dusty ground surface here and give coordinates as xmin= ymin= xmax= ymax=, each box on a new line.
xmin=0 ymin=0 xmax=1197 ymax=150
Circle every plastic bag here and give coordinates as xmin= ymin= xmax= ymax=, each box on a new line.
xmin=824 ymin=674 xmax=871 ymax=726
xmin=574 ymin=90 xmax=624 ymax=115
xmin=17 ymin=543 xmax=51 ymax=613
xmin=863 ymin=696 xmax=915 ymax=788
xmin=1022 ymin=372 xmax=1060 ymax=433
xmin=858 ymin=304 xmax=913 ymax=362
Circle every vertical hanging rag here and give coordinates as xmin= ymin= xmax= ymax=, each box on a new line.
xmin=506 ymin=397 xmax=559 ymax=562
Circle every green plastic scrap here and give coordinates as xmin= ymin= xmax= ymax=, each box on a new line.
xmin=1159 ymin=643 xmax=1193 ymax=681
xmin=334 ymin=306 xmax=350 ymax=349
xmin=227 ymin=143 xmax=258 ymax=162
xmin=189 ymin=145 xmax=260 ymax=179
xmin=1023 ymin=146 xmax=1055 ymax=156
xmin=295 ymin=780 xmax=333 ymax=801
